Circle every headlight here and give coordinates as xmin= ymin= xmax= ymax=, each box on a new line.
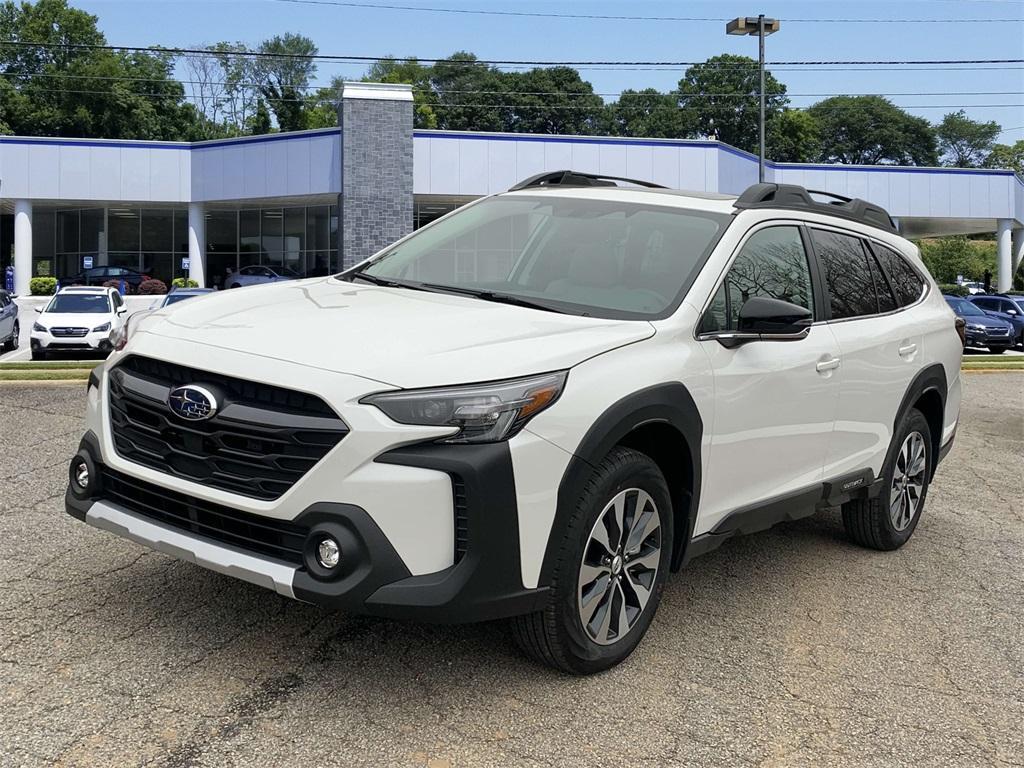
xmin=32 ymin=322 xmax=47 ymax=333
xmin=92 ymin=322 xmax=111 ymax=333
xmin=965 ymin=323 xmax=986 ymax=332
xmin=362 ymin=371 xmax=567 ymax=444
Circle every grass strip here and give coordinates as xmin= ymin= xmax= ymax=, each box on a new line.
xmin=0 ymin=361 xmax=103 ymax=370
xmin=0 ymin=370 xmax=91 ymax=381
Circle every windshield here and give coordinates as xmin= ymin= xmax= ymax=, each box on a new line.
xmin=946 ymin=298 xmax=984 ymax=316
xmin=46 ymin=294 xmax=111 ymax=314
xmin=349 ymin=195 xmax=730 ymax=319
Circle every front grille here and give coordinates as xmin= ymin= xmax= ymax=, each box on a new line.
xmin=108 ymin=355 xmax=348 ymax=500
xmin=100 ymin=467 xmax=308 ymax=565
xmin=987 ymin=327 xmax=1010 ymax=336
xmin=452 ymin=477 xmax=469 ymax=563
xmin=51 ymin=327 xmax=89 ymax=337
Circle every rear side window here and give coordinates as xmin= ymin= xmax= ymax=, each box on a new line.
xmin=811 ymin=229 xmax=878 ymax=320
xmin=873 ymin=244 xmax=925 ymax=307
xmin=699 ymin=226 xmax=814 ymax=333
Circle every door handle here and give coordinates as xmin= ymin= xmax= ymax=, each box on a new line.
xmin=816 ymin=356 xmax=841 ymax=373
xmin=898 ymin=342 xmax=918 ymax=357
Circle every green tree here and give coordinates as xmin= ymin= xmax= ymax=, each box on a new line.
xmin=365 ymin=57 xmax=438 ymax=128
xmin=504 ymin=67 xmax=606 ymax=135
xmin=609 ymin=88 xmax=688 ymax=138
xmin=676 ymin=54 xmax=788 ymax=153
xmin=0 ymin=0 xmax=203 ymax=140
xmin=255 ymin=32 xmax=317 ymax=132
xmin=248 ymin=98 xmax=272 ymax=135
xmin=809 ymin=96 xmax=938 ymax=165
xmin=984 ymin=140 xmax=1024 ymax=175
xmin=936 ymin=110 xmax=1000 ymax=167
xmin=767 ymin=109 xmax=821 ymax=163
xmin=917 ymin=237 xmax=996 ymax=283
xmin=430 ymin=52 xmax=510 ymax=132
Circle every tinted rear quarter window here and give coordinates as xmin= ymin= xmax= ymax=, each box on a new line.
xmin=811 ymin=228 xmax=878 ymax=320
xmin=873 ymin=244 xmax=924 ymax=307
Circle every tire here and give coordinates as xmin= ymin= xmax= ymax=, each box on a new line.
xmin=988 ymin=346 xmax=1007 ymax=354
xmin=228 ymin=283 xmax=241 ymax=289
xmin=31 ymin=348 xmax=47 ymax=361
xmin=511 ymin=446 xmax=673 ymax=674
xmin=842 ymin=408 xmax=932 ymax=551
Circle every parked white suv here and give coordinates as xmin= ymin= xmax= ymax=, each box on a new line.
xmin=32 ymin=286 xmax=126 ymax=360
xmin=66 ymin=175 xmax=963 ymax=673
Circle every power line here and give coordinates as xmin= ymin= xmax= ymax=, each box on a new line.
xmin=1 ymin=40 xmax=1021 ymax=68
xmin=266 ymin=0 xmax=1024 ymax=24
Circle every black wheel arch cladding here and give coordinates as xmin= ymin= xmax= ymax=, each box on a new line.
xmin=891 ymin=363 xmax=947 ymax=480
xmin=542 ymin=382 xmax=703 ymax=583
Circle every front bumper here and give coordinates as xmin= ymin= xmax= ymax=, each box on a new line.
xmin=31 ymin=330 xmax=111 ymax=351
xmin=66 ymin=431 xmax=549 ymax=623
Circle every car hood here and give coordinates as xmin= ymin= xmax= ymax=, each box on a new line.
xmin=136 ymin=277 xmax=654 ymax=388
xmin=38 ymin=312 xmax=112 ymax=329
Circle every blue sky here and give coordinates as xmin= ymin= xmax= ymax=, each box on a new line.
xmin=75 ymin=0 xmax=1024 ymax=141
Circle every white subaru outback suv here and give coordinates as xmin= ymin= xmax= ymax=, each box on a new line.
xmin=66 ymin=174 xmax=963 ymax=674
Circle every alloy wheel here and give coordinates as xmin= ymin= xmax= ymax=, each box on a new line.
xmin=890 ymin=431 xmax=927 ymax=532
xmin=577 ymin=488 xmax=662 ymax=646
xmin=11 ymin=323 xmax=19 ymax=350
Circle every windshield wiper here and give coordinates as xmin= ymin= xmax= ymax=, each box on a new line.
xmin=344 ymin=272 xmax=418 ymax=289
xmin=419 ymin=283 xmax=565 ymax=314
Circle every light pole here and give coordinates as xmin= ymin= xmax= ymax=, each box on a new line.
xmin=727 ymin=15 xmax=780 ymax=182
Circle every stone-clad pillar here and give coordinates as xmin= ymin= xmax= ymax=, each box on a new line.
xmin=338 ymin=82 xmax=414 ymax=269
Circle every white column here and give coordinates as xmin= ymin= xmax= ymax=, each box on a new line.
xmin=13 ymin=200 xmax=32 ymax=297
xmin=996 ymin=219 xmax=1012 ymax=293
xmin=187 ymin=202 xmax=205 ymax=288
xmin=1012 ymin=228 xmax=1024 ymax=277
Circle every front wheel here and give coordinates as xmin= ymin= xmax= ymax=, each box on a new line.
xmin=511 ymin=446 xmax=673 ymax=674
xmin=1 ymin=322 xmax=17 ymax=352
xmin=842 ymin=408 xmax=932 ymax=551
xmin=31 ymin=348 xmax=47 ymax=361
xmin=988 ymin=346 xmax=1007 ymax=354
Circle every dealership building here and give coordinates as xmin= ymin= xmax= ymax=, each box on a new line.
xmin=1 ymin=82 xmax=1022 ymax=296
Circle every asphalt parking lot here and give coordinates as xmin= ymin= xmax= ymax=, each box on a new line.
xmin=1 ymin=374 xmax=1022 ymax=768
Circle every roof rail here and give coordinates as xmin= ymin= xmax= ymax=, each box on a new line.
xmin=509 ymin=170 xmax=667 ymax=192
xmin=734 ymin=182 xmax=898 ymax=234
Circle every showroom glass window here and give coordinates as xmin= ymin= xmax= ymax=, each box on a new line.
xmin=700 ymin=226 xmax=814 ymax=333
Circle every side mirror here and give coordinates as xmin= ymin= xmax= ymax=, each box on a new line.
xmin=116 ymin=307 xmax=127 ymax=315
xmin=34 ymin=307 xmax=43 ymax=314
xmin=701 ymin=296 xmax=812 ymax=349
xmin=1007 ymin=308 xmax=1018 ymax=316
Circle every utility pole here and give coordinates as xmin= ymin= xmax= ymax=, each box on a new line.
xmin=727 ymin=15 xmax=781 ymax=182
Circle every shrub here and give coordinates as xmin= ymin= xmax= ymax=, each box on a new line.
xmin=29 ymin=277 xmax=57 ymax=295
xmin=171 ymin=277 xmax=199 ymax=289
xmin=938 ymin=283 xmax=969 ymax=297
xmin=916 ymin=237 xmax=996 ymax=284
xmin=137 ymin=278 xmax=168 ymax=295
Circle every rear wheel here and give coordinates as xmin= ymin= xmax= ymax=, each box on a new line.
xmin=842 ymin=408 xmax=931 ymax=551
xmin=511 ymin=447 xmax=672 ymax=674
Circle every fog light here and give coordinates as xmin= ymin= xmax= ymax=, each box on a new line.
xmin=74 ymin=461 xmax=90 ymax=490
xmin=316 ymin=537 xmax=341 ymax=569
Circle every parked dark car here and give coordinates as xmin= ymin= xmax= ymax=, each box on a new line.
xmin=68 ymin=266 xmax=149 ymax=289
xmin=0 ymin=289 xmax=19 ymax=353
xmin=944 ymin=295 xmax=1015 ymax=353
xmin=967 ymin=294 xmax=1024 ymax=347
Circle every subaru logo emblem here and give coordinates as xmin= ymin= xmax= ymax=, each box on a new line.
xmin=167 ymin=385 xmax=218 ymax=421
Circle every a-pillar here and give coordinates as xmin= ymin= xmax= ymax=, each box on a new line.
xmin=187 ymin=203 xmax=206 ymax=288
xmin=996 ymin=219 xmax=1012 ymax=292
xmin=13 ymin=200 xmax=32 ymax=297
xmin=338 ymin=82 xmax=413 ymax=269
